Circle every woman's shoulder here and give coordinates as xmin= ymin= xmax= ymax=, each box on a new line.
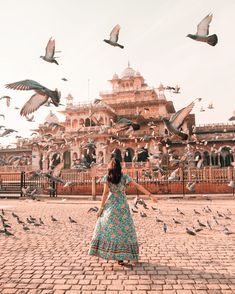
xmin=122 ymin=173 xmax=133 ymax=183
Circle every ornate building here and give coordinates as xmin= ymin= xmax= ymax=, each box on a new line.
xmin=1 ymin=64 xmax=235 ymax=172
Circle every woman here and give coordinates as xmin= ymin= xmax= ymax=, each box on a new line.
xmin=88 ymin=157 xmax=157 ymax=265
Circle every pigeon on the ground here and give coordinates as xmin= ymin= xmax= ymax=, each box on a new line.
xmin=131 ymin=208 xmax=138 ymax=213
xmin=40 ymin=37 xmax=60 ymax=65
xmin=88 ymin=207 xmax=99 ymax=213
xmin=187 ymin=13 xmax=218 ymax=46
xmin=177 ymin=208 xmax=185 ymax=215
xmin=103 ymin=24 xmax=124 ymax=49
xmin=140 ymin=211 xmax=147 ymax=217
xmin=5 ymin=79 xmax=61 ymax=116
xmin=197 ymin=220 xmax=207 ymax=227
xmin=186 ymin=227 xmax=196 ymax=236
xmin=173 ymin=218 xmax=181 ymax=224
xmin=194 ymin=209 xmax=201 ymax=215
xmin=51 ymin=216 xmax=57 ymax=222
xmin=69 ymin=217 xmax=77 ymax=223
xmin=163 ymin=223 xmax=167 ymax=233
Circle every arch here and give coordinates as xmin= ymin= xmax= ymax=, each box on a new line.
xmin=79 ymin=118 xmax=84 ymax=126
xmin=63 ymin=151 xmax=71 ymax=169
xmin=85 ymin=118 xmax=91 ymax=127
xmin=111 ymin=148 xmax=122 ymax=162
xmin=137 ymin=147 xmax=149 ymax=162
xmin=98 ymin=151 xmax=104 ymax=163
xmin=220 ymin=147 xmax=233 ymax=167
xmin=72 ymin=119 xmax=78 ymax=128
xmin=50 ymin=153 xmax=61 ymax=169
xmin=72 ymin=152 xmax=78 ymax=161
xmin=124 ymin=148 xmax=134 ymax=162
xmin=211 ymin=152 xmax=218 ymax=166
xmin=203 ymin=151 xmax=210 ymax=166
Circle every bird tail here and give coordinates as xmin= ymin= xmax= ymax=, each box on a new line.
xmin=117 ymin=44 xmax=124 ymax=49
xmin=207 ymin=34 xmax=218 ymax=46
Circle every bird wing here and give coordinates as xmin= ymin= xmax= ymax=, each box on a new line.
xmin=6 ymin=96 xmax=11 ymax=107
xmin=110 ymin=24 xmax=121 ymax=42
xmin=45 ymin=38 xmax=55 ymax=59
xmin=52 ymin=161 xmax=64 ymax=177
xmin=170 ymin=101 xmax=195 ymax=129
xmin=197 ymin=14 xmax=213 ymax=36
xmin=5 ymin=79 xmax=46 ymax=91
xmin=20 ymin=93 xmax=49 ymax=116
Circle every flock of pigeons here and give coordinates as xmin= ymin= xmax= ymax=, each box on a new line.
xmin=130 ymin=197 xmax=233 ymax=236
xmin=0 ymin=207 xmax=78 ymax=237
xmin=1 ymin=200 xmax=233 ymax=237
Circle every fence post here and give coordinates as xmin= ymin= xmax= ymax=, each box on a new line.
xmin=20 ymin=171 xmax=25 ymax=197
xmin=92 ymin=176 xmax=96 ymax=200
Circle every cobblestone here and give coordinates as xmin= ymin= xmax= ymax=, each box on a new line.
xmin=0 ymin=198 xmax=235 ymax=294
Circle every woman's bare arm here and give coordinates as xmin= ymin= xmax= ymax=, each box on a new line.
xmin=129 ymin=180 xmax=157 ymax=202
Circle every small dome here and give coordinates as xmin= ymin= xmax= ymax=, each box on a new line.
xmin=113 ymin=73 xmax=119 ymax=79
xmin=121 ymin=64 xmax=136 ymax=79
xmin=45 ymin=110 xmax=59 ymax=124
xmin=135 ymin=70 xmax=141 ymax=76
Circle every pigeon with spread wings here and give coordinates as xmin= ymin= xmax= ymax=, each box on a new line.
xmin=5 ymin=79 xmax=61 ymax=116
xmin=40 ymin=37 xmax=60 ymax=65
xmin=104 ymin=24 xmax=124 ymax=49
xmin=187 ymin=13 xmax=218 ymax=46
xmin=163 ymin=98 xmax=201 ymax=140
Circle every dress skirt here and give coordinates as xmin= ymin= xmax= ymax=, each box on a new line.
xmin=88 ymin=174 xmax=139 ymax=261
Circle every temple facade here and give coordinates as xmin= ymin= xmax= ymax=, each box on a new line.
xmin=0 ymin=64 xmax=235 ymax=172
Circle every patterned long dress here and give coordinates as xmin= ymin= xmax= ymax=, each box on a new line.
xmin=88 ymin=174 xmax=139 ymax=261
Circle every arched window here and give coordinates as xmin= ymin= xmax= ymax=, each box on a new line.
xmin=203 ymin=151 xmax=210 ymax=166
xmin=72 ymin=119 xmax=78 ymax=128
xmin=51 ymin=153 xmax=61 ymax=169
xmin=137 ymin=148 xmax=149 ymax=162
xmin=63 ymin=151 xmax=71 ymax=169
xmin=111 ymin=148 xmax=122 ymax=162
xmin=72 ymin=152 xmax=78 ymax=161
xmin=85 ymin=118 xmax=91 ymax=127
xmin=124 ymin=148 xmax=134 ymax=162
xmin=220 ymin=147 xmax=233 ymax=167
xmin=211 ymin=152 xmax=218 ymax=166
xmin=79 ymin=118 xmax=84 ymax=126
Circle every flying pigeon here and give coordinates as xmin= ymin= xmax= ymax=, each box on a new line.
xmin=103 ymin=24 xmax=124 ymax=49
xmin=5 ymin=79 xmax=61 ymax=116
xmin=0 ymin=96 xmax=11 ymax=107
xmin=187 ymin=13 xmax=218 ymax=46
xmin=162 ymin=98 xmax=201 ymax=140
xmin=40 ymin=37 xmax=60 ymax=65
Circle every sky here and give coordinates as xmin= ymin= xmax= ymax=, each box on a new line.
xmin=0 ymin=0 xmax=234 ymax=146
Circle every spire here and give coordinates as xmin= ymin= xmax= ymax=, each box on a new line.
xmin=128 ymin=60 xmax=130 ymax=67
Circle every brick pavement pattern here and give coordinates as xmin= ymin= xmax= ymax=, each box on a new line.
xmin=0 ymin=198 xmax=235 ymax=294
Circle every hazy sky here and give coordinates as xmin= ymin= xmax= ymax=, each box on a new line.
xmin=0 ymin=0 xmax=234 ymax=146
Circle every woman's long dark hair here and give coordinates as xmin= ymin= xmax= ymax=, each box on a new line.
xmin=107 ymin=157 xmax=123 ymax=184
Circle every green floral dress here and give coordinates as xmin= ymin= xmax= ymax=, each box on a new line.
xmin=88 ymin=174 xmax=139 ymax=261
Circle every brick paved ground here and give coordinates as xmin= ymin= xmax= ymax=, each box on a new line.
xmin=0 ymin=197 xmax=235 ymax=294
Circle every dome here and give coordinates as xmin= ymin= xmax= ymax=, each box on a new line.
xmin=135 ymin=70 xmax=141 ymax=76
xmin=113 ymin=73 xmax=119 ymax=79
xmin=121 ymin=63 xmax=136 ymax=79
xmin=45 ymin=110 xmax=59 ymax=124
